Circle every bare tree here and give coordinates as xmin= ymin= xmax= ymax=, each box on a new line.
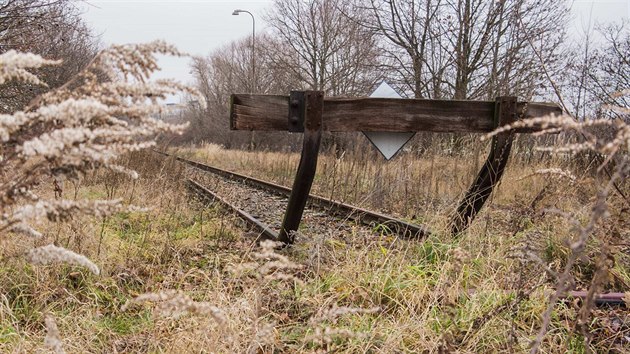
xmin=562 ymin=31 xmax=598 ymax=120
xmin=187 ymin=35 xmax=299 ymax=148
xmin=359 ymin=0 xmax=450 ymax=98
xmin=473 ymin=0 xmax=567 ymax=100
xmin=559 ymin=19 xmax=629 ymax=122
xmin=590 ymin=20 xmax=630 ymax=120
xmin=265 ymin=0 xmax=383 ymax=96
xmin=0 ymin=0 xmax=99 ymax=113
xmin=356 ymin=0 xmax=568 ymax=100
xmin=0 ymin=0 xmax=68 ymax=47
xmin=187 ymin=40 xmax=249 ymax=145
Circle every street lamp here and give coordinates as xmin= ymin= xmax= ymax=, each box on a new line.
xmin=232 ymin=9 xmax=255 ymax=92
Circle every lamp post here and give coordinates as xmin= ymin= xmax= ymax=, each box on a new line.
xmin=232 ymin=9 xmax=255 ymax=92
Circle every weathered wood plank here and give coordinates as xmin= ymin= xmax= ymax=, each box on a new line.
xmin=230 ymin=94 xmax=288 ymax=130
xmin=229 ymin=94 xmax=563 ymax=132
xmin=324 ymin=98 xmax=495 ymax=132
xmin=451 ymin=97 xmax=518 ymax=234
xmin=278 ymin=91 xmax=324 ymax=244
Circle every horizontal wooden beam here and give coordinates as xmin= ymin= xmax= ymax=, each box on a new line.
xmin=230 ymin=94 xmax=563 ymax=133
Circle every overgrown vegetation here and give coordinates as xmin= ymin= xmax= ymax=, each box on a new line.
xmin=1 ymin=0 xmax=628 ymax=353
xmin=3 ymin=144 xmax=627 ymax=352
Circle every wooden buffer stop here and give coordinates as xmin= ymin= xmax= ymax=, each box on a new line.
xmin=229 ymin=91 xmax=562 ymax=244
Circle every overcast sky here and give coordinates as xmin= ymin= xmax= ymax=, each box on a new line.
xmin=80 ymin=0 xmax=274 ymax=102
xmin=80 ymin=0 xmax=629 ymax=103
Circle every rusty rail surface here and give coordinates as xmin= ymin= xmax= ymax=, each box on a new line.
xmin=175 ymin=152 xmax=626 ymax=307
xmin=187 ymin=179 xmax=279 ymax=241
xmin=566 ymin=291 xmax=628 ymax=306
xmin=156 ymin=150 xmax=430 ymax=239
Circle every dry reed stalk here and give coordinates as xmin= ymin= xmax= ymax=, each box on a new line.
xmin=1 ymin=41 xmax=203 ymax=271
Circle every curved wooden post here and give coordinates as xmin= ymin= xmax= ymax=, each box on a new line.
xmin=277 ymin=91 xmax=324 ymax=244
xmin=451 ymin=96 xmax=518 ymax=234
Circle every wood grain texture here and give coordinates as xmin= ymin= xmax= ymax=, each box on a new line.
xmin=451 ymin=97 xmax=518 ymax=235
xmin=231 ymin=94 xmax=288 ymax=130
xmin=278 ymin=91 xmax=323 ymax=244
xmin=230 ymin=94 xmax=563 ymax=133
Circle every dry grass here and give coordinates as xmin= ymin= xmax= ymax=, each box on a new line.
xmin=177 ymin=138 xmax=594 ymax=224
xmin=0 ymin=142 xmax=628 ymax=352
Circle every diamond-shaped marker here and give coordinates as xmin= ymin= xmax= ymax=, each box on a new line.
xmin=363 ymin=82 xmax=415 ymax=160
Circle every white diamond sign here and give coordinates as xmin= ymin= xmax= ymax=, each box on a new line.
xmin=363 ymin=82 xmax=415 ymax=160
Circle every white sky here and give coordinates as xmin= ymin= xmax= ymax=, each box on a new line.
xmin=572 ymin=0 xmax=630 ymax=35
xmin=80 ymin=0 xmax=629 ymax=103
xmin=80 ymin=0 xmax=273 ymax=102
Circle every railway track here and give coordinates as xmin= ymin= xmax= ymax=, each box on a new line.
xmin=158 ymin=150 xmax=627 ymax=308
xmin=187 ymin=179 xmax=279 ymax=241
xmin=156 ymin=150 xmax=430 ymax=240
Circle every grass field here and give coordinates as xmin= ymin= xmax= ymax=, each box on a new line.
xmin=1 ymin=141 xmax=628 ymax=353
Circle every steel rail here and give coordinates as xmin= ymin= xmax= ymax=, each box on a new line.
xmin=466 ymin=289 xmax=627 ymax=308
xmin=566 ymin=291 xmax=628 ymax=306
xmin=178 ymin=153 xmax=626 ymax=307
xmin=157 ymin=150 xmax=431 ymax=238
xmin=187 ymin=179 xmax=279 ymax=241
